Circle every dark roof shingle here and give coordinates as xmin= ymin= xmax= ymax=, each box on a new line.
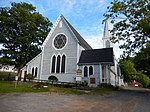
xmin=78 ymin=48 xmax=114 ymax=65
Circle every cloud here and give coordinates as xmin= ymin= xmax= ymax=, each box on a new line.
xmin=63 ymin=0 xmax=76 ymax=11
xmin=84 ymin=33 xmax=123 ymax=59
xmin=114 ymin=43 xmax=123 ymax=59
xmin=85 ymin=34 xmax=103 ymax=49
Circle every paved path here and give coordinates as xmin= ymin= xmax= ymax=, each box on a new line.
xmin=0 ymin=88 xmax=150 ymax=112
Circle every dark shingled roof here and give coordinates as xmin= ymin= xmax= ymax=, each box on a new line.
xmin=78 ymin=48 xmax=114 ymax=65
xmin=62 ymin=15 xmax=92 ymax=50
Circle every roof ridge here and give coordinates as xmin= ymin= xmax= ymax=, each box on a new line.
xmin=62 ymin=16 xmax=92 ymax=50
xmin=42 ymin=15 xmax=62 ymax=48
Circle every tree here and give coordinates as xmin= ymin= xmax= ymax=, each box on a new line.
xmin=119 ymin=57 xmax=150 ymax=87
xmin=26 ymin=73 xmax=35 ymax=82
xmin=0 ymin=2 xmax=52 ymax=76
xmin=119 ymin=59 xmax=137 ymax=82
xmin=134 ymin=42 xmax=150 ymax=78
xmin=104 ymin=0 xmax=150 ymax=56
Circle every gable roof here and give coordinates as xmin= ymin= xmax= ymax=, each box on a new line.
xmin=62 ymin=16 xmax=92 ymax=50
xmin=42 ymin=15 xmax=92 ymax=50
xmin=78 ymin=48 xmax=114 ymax=65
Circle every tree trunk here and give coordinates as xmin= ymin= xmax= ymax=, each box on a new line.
xmin=17 ymin=64 xmax=23 ymax=81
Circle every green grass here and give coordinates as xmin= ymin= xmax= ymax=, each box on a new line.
xmin=0 ymin=81 xmax=115 ymax=95
xmin=0 ymin=81 xmax=49 ymax=93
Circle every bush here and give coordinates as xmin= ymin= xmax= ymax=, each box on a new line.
xmin=98 ymin=83 xmax=114 ymax=89
xmin=0 ymin=71 xmax=16 ymax=81
xmin=81 ymin=81 xmax=88 ymax=86
xmin=136 ymin=72 xmax=150 ymax=88
xmin=26 ymin=74 xmax=35 ymax=82
xmin=48 ymin=75 xmax=58 ymax=83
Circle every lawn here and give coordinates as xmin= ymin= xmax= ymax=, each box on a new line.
xmin=0 ymin=81 xmax=49 ymax=93
xmin=0 ymin=81 xmax=115 ymax=95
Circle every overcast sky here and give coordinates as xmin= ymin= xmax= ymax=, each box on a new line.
xmin=0 ymin=0 xmax=123 ymax=59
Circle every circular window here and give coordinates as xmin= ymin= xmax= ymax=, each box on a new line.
xmin=54 ymin=34 xmax=67 ymax=49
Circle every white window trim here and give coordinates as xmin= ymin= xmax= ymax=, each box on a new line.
xmin=52 ymin=33 xmax=68 ymax=50
xmin=50 ymin=53 xmax=67 ymax=74
xmin=82 ymin=65 xmax=94 ymax=77
xmin=61 ymin=53 xmax=67 ymax=73
xmin=56 ymin=54 xmax=61 ymax=73
xmin=50 ymin=54 xmax=56 ymax=73
xmin=31 ymin=66 xmax=38 ymax=77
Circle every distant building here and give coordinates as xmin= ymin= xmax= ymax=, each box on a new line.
xmin=0 ymin=64 xmax=17 ymax=73
xmin=21 ymin=15 xmax=124 ymax=87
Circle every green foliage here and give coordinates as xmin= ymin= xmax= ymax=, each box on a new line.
xmin=0 ymin=71 xmax=16 ymax=81
xmin=119 ymin=59 xmax=137 ymax=82
xmin=98 ymin=83 xmax=113 ymax=89
xmin=119 ymin=58 xmax=150 ymax=88
xmin=134 ymin=42 xmax=150 ymax=78
xmin=0 ymin=57 xmax=13 ymax=65
xmin=104 ymin=0 xmax=150 ymax=56
xmin=48 ymin=75 xmax=58 ymax=82
xmin=26 ymin=74 xmax=35 ymax=82
xmin=0 ymin=2 xmax=52 ymax=75
xmin=81 ymin=81 xmax=88 ymax=87
xmin=136 ymin=72 xmax=150 ymax=88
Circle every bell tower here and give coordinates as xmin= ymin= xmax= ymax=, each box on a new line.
xmin=102 ymin=18 xmax=113 ymax=48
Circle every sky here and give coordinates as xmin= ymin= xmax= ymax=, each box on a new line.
xmin=0 ymin=0 xmax=123 ymax=59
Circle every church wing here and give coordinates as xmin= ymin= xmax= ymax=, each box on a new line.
xmin=78 ymin=48 xmax=114 ymax=65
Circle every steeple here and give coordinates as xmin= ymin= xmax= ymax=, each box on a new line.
xmin=103 ymin=18 xmax=110 ymax=39
xmin=102 ymin=18 xmax=113 ymax=48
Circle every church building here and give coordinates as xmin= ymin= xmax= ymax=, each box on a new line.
xmin=21 ymin=15 xmax=123 ymax=87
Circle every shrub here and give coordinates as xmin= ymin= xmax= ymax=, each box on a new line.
xmin=98 ymin=83 xmax=113 ymax=89
xmin=48 ymin=75 xmax=58 ymax=84
xmin=0 ymin=71 xmax=16 ymax=81
xmin=80 ymin=81 xmax=88 ymax=87
xmin=26 ymin=74 xmax=35 ymax=82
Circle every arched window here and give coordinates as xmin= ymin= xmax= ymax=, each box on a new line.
xmin=89 ymin=66 xmax=93 ymax=75
xmin=56 ymin=55 xmax=61 ymax=73
xmin=61 ymin=55 xmax=66 ymax=73
xmin=51 ymin=56 xmax=56 ymax=73
xmin=35 ymin=67 xmax=38 ymax=77
xmin=106 ymin=40 xmax=110 ymax=48
xmin=32 ymin=67 xmax=34 ymax=76
xmin=84 ymin=66 xmax=88 ymax=77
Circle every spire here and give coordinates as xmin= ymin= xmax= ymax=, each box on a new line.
xmin=103 ymin=17 xmax=110 ymax=39
xmin=102 ymin=18 xmax=113 ymax=48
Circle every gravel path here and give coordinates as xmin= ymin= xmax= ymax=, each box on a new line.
xmin=0 ymin=88 xmax=150 ymax=112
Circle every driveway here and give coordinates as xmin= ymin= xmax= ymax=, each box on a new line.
xmin=0 ymin=88 xmax=150 ymax=112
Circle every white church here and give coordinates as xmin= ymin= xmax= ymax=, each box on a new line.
xmin=21 ymin=15 xmax=123 ymax=87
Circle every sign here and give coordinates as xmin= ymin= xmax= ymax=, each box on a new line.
xmin=90 ymin=78 xmax=96 ymax=84
xmin=76 ymin=77 xmax=82 ymax=81
xmin=76 ymin=69 xmax=82 ymax=77
xmin=15 ymin=76 xmax=18 ymax=81
xmin=75 ymin=69 xmax=82 ymax=81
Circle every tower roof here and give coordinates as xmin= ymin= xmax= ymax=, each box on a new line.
xmin=102 ymin=18 xmax=110 ymax=39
